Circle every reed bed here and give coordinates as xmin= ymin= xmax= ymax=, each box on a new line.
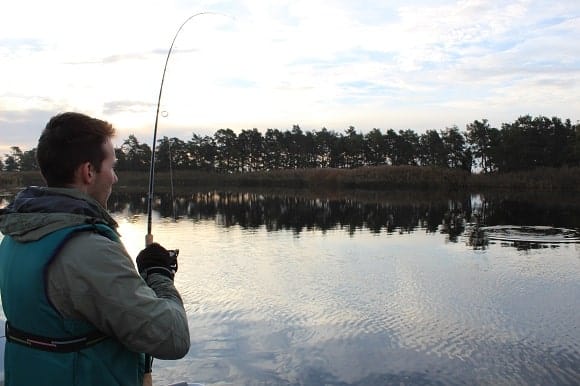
xmin=0 ymin=172 xmax=22 ymax=188
xmin=3 ymin=166 xmax=580 ymax=193
xmin=469 ymin=166 xmax=580 ymax=192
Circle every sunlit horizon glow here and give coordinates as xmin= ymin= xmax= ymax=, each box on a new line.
xmin=1 ymin=0 xmax=579 ymax=153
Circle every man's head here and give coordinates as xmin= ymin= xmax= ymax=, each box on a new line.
xmin=36 ymin=112 xmax=118 ymax=207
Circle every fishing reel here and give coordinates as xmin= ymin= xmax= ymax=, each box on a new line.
xmin=168 ymin=249 xmax=179 ymax=273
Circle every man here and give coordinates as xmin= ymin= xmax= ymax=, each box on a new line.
xmin=0 ymin=112 xmax=190 ymax=385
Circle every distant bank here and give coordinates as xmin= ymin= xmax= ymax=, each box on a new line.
xmin=2 ymin=166 xmax=580 ymax=193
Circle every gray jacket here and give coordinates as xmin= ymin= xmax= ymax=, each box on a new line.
xmin=0 ymin=186 xmax=190 ymax=360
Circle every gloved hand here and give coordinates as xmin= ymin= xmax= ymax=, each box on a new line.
xmin=136 ymin=243 xmax=179 ymax=280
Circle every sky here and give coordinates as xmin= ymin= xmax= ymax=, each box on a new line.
xmin=1 ymin=0 xmax=579 ymax=153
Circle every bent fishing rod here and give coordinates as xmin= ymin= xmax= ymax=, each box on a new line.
xmin=146 ymin=11 xmax=225 ymax=245
xmin=144 ymin=11 xmax=230 ymax=381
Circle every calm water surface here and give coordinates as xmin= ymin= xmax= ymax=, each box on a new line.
xmin=1 ymin=190 xmax=579 ymax=385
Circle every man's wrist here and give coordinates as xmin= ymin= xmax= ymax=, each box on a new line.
xmin=140 ymin=267 xmax=175 ymax=280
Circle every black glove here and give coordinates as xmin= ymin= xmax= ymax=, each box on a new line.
xmin=136 ymin=243 xmax=179 ymax=280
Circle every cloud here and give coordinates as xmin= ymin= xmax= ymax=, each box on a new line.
xmin=97 ymin=48 xmax=200 ymax=65
xmin=0 ymin=38 xmax=45 ymax=53
xmin=0 ymin=109 xmax=53 ymax=151
xmin=103 ymin=101 xmax=156 ymax=115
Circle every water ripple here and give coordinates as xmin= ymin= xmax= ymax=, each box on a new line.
xmin=482 ymin=225 xmax=580 ymax=243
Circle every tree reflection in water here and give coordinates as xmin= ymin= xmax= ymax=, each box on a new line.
xmin=2 ymin=189 xmax=578 ymax=250
xmin=106 ymin=190 xmax=580 ymax=251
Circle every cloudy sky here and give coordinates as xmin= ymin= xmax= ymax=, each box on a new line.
xmin=1 ymin=0 xmax=579 ymax=152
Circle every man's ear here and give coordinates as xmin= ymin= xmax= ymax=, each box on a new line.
xmin=76 ymin=162 xmax=94 ymax=185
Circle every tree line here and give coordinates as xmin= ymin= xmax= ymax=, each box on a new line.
xmin=2 ymin=115 xmax=579 ymax=174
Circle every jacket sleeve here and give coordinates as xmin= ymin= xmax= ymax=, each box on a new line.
xmin=46 ymin=231 xmax=190 ymax=360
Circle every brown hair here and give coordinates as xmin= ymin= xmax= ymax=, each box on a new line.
xmin=36 ymin=112 xmax=116 ymax=186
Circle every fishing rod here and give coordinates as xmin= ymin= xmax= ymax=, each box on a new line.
xmin=146 ymin=11 xmax=226 ymax=245
xmin=144 ymin=12 xmax=231 ymax=382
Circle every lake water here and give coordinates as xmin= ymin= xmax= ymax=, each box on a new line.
xmin=1 ymin=189 xmax=580 ymax=385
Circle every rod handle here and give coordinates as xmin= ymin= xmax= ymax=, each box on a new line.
xmin=144 ymin=233 xmax=154 ymax=383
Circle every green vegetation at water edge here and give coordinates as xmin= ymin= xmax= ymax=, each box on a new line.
xmin=3 ymin=166 xmax=580 ymax=193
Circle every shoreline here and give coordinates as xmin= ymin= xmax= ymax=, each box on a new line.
xmin=2 ymin=165 xmax=580 ymax=193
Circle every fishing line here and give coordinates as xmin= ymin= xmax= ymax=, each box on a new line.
xmin=168 ymin=138 xmax=176 ymax=221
